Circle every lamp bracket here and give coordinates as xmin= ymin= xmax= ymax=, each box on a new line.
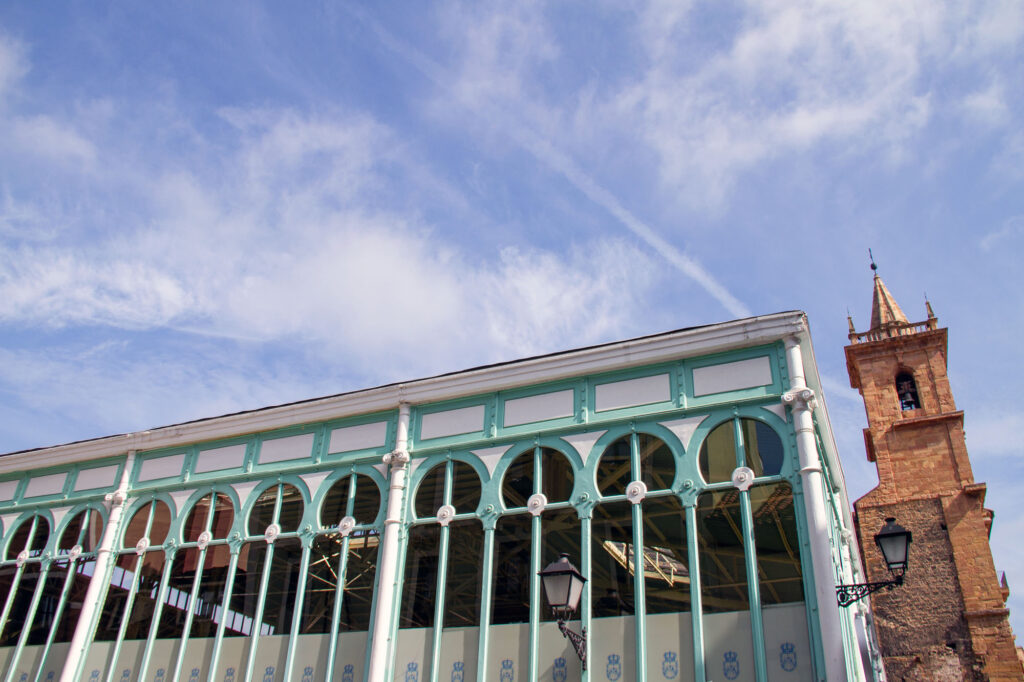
xmin=836 ymin=574 xmax=904 ymax=607
xmin=557 ymin=619 xmax=587 ymax=671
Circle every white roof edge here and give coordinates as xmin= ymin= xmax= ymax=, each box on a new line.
xmin=2 ymin=312 xmax=807 ymax=473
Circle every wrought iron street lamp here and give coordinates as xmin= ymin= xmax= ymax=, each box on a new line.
xmin=836 ymin=517 xmax=912 ymax=607
xmin=538 ymin=553 xmax=587 ymax=670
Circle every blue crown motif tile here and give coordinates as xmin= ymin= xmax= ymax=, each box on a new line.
xmin=89 ymin=672 xmax=100 ymax=682
xmin=452 ymin=661 xmax=464 ymax=682
xmin=662 ymin=651 xmax=678 ymax=680
xmin=263 ymin=666 xmax=275 ymax=682
xmin=45 ymin=673 xmax=55 ymax=682
xmin=223 ymin=668 xmax=235 ymax=682
xmin=342 ymin=664 xmax=354 ymax=682
xmin=189 ymin=668 xmax=200 ymax=682
xmin=500 ymin=659 xmax=514 ymax=682
xmin=552 ymin=657 xmax=567 ymax=682
xmin=18 ymin=674 xmax=27 ymax=682
xmin=780 ymin=642 xmax=797 ymax=672
xmin=406 ymin=662 xmax=419 ymax=682
xmin=606 ymin=654 xmax=621 ymax=682
xmin=120 ymin=670 xmax=130 ymax=682
xmin=302 ymin=666 xmax=314 ymax=682
xmin=154 ymin=669 xmax=165 ymax=682
xmin=723 ymin=651 xmax=739 ymax=681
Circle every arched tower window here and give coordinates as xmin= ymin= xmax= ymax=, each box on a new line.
xmin=896 ymin=371 xmax=920 ymax=411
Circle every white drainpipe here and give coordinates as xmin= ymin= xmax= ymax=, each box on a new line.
xmin=782 ymin=337 xmax=849 ymax=681
xmin=367 ymin=402 xmax=411 ymax=682
xmin=61 ymin=450 xmax=136 ymax=682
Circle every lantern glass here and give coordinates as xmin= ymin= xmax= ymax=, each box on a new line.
xmin=874 ymin=518 xmax=911 ymax=572
xmin=539 ymin=553 xmax=586 ymax=615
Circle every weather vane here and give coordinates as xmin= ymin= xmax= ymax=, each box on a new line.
xmin=869 ymin=248 xmax=877 ymax=272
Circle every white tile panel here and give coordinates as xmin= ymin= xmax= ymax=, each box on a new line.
xmin=0 ymin=479 xmax=20 ymax=503
xmin=692 ymin=356 xmax=773 ymax=397
xmin=594 ymin=374 xmax=671 ymax=412
xmin=762 ymin=403 xmax=787 ymax=421
xmin=24 ymin=472 xmax=66 ymax=498
xmin=74 ymin=465 xmax=119 ymax=491
xmin=503 ymin=390 xmax=574 ymax=427
xmin=194 ymin=443 xmax=247 ymax=474
xmin=561 ymin=431 xmax=607 ymax=464
xmin=472 ymin=445 xmax=512 ymax=477
xmin=419 ymin=405 xmax=485 ymax=440
xmin=659 ymin=415 xmax=708 ymax=452
xmin=259 ymin=433 xmax=315 ymax=464
xmin=138 ymin=453 xmax=186 ymax=482
xmin=328 ymin=421 xmax=388 ymax=453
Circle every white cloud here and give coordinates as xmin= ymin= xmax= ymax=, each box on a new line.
xmin=961 ymin=80 xmax=1010 ymax=128
xmin=0 ymin=33 xmax=27 ymax=102
xmin=10 ymin=114 xmax=96 ymax=165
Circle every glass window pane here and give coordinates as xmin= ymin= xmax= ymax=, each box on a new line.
xmin=501 ymin=452 xmax=533 ymax=509
xmin=190 ymin=547 xmax=234 ymax=638
xmin=259 ymin=536 xmax=303 ymax=635
xmin=539 ymin=508 xmax=581 ymax=622
xmin=697 ymin=490 xmax=748 ymax=613
xmin=597 ymin=436 xmax=632 ymax=497
xmin=751 ymin=483 xmax=804 ymax=605
xmin=415 ymin=465 xmax=446 ymax=518
xmin=443 ymin=520 xmax=483 ymax=628
xmin=0 ymin=563 xmax=42 ymax=645
xmin=541 ymin=449 xmax=574 ymax=503
xmin=638 ymin=434 xmax=675 ymax=492
xmin=320 ymin=476 xmax=353 ymax=527
xmin=591 ymin=501 xmax=635 ymax=618
xmin=743 ymin=421 xmax=784 ymax=477
xmin=338 ymin=529 xmax=378 ymax=631
xmin=451 ymin=461 xmax=482 ymax=514
xmin=185 ymin=493 xmax=234 ymax=541
xmin=700 ymin=422 xmax=737 ymax=484
xmin=400 ymin=524 xmax=440 ymax=628
xmin=59 ymin=509 xmax=103 ymax=552
xmin=6 ymin=516 xmax=49 ymax=559
xmin=492 ymin=514 xmax=533 ymax=625
xmin=642 ymin=496 xmax=690 ymax=615
xmin=123 ymin=500 xmax=172 ymax=548
xmin=226 ymin=543 xmax=263 ymax=637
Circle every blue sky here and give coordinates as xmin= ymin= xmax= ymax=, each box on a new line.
xmin=2 ymin=2 xmax=1023 ymax=633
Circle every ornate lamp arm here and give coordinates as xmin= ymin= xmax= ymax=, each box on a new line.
xmin=836 ymin=574 xmax=904 ymax=607
xmin=557 ymin=619 xmax=587 ymax=671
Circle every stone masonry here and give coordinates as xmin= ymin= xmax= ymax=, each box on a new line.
xmin=846 ymin=273 xmax=1022 ymax=681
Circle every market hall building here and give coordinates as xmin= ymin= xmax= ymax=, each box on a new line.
xmin=0 ymin=312 xmax=884 ymax=682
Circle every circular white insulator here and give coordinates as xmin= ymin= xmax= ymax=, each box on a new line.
xmin=135 ymin=537 xmax=150 ymax=556
xmin=626 ymin=480 xmax=648 ymax=504
xmin=197 ymin=530 xmax=212 ymax=550
xmin=338 ymin=516 xmax=356 ymax=537
xmin=264 ymin=523 xmax=281 ymax=544
xmin=527 ymin=493 xmax=548 ymax=516
xmin=436 ymin=504 xmax=456 ymax=527
xmin=731 ymin=466 xmax=755 ymax=491
xmin=16 ymin=549 xmax=29 ymax=566
xmin=68 ymin=544 xmax=83 ymax=561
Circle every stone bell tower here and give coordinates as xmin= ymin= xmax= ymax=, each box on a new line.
xmin=845 ymin=264 xmax=1021 ymax=680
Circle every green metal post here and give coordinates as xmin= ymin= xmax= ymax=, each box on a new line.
xmin=685 ymin=505 xmax=705 ymax=682
xmin=4 ymin=559 xmax=52 ymax=682
xmin=0 ymin=516 xmax=38 ymax=642
xmin=137 ymin=548 xmax=178 ymax=682
xmin=528 ymin=446 xmax=542 ymax=682
xmin=475 ymin=526 xmax=495 ymax=682
xmin=283 ymin=541 xmax=312 ymax=680
xmin=206 ymin=543 xmax=241 ymax=682
xmin=429 ymin=460 xmax=454 ymax=682
xmin=630 ymin=432 xmax=648 ymax=682
xmin=579 ymin=516 xmax=591 ymax=682
xmin=35 ymin=557 xmax=84 ymax=682
xmin=325 ymin=473 xmax=358 ymax=682
xmin=172 ymin=496 xmax=219 ymax=682
xmin=243 ymin=485 xmax=284 ymax=682
xmin=739 ymin=491 xmax=768 ymax=682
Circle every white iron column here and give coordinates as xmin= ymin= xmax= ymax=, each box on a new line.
xmin=367 ymin=403 xmax=412 ymax=682
xmin=61 ymin=451 xmax=136 ymax=682
xmin=782 ymin=337 xmax=848 ymax=682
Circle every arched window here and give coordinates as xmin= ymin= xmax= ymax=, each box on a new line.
xmin=700 ymin=418 xmax=784 ymax=483
xmin=303 ymin=473 xmax=382 ymax=635
xmin=896 ymin=371 xmax=921 ymax=411
xmin=0 ymin=515 xmax=51 ymax=646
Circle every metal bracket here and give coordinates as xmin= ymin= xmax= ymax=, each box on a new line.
xmin=557 ymin=619 xmax=587 ymax=671
xmin=836 ymin=574 xmax=904 ymax=607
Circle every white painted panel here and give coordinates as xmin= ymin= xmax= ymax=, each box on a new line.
xmin=329 ymin=421 xmax=388 ymax=453
xmin=138 ymin=453 xmax=185 ymax=481
xmin=503 ymin=389 xmax=574 ymax=427
xmin=762 ymin=403 xmax=788 ymax=421
xmin=589 ymin=615 xmax=636 ymax=681
xmin=692 ymin=356 xmax=773 ymax=397
xmin=24 ymin=472 xmax=66 ymax=498
xmin=194 ymin=443 xmax=247 ymax=473
xmin=393 ymin=626 xmax=479 ymax=682
xmin=763 ymin=602 xmax=813 ymax=682
xmin=561 ymin=431 xmax=607 ymax=464
xmin=645 ymin=612 xmax=695 ymax=681
xmin=73 ymin=464 xmax=119 ymax=491
xmin=703 ymin=609 xmax=755 ymax=682
xmin=394 ymin=627 xmax=431 ymax=682
xmin=260 ymin=432 xmax=315 ymax=464
xmin=471 ymin=445 xmax=510 ymax=478
xmin=595 ymin=374 xmax=671 ymax=412
xmin=420 ymin=405 xmax=485 ymax=440
xmin=168 ymin=488 xmax=196 ymax=516
xmin=0 ymin=479 xmax=20 ymax=502
xmin=659 ymin=415 xmax=708 ymax=452
xmin=486 ymin=621 xmax=530 ymax=682
xmin=230 ymin=480 xmax=260 ymax=512
xmin=299 ymin=471 xmax=331 ymax=503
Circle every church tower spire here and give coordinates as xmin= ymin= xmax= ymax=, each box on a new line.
xmin=845 ymin=266 xmax=1021 ymax=680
